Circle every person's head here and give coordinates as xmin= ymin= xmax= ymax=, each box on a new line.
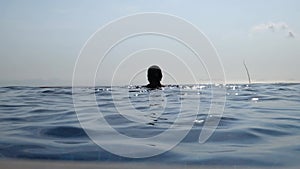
xmin=147 ymin=65 xmax=162 ymax=85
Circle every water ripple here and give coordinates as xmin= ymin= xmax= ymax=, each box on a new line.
xmin=0 ymin=84 xmax=300 ymax=167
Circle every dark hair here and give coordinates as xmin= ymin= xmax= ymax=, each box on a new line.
xmin=147 ymin=65 xmax=162 ymax=82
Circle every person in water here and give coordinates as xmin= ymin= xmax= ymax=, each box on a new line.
xmin=146 ymin=65 xmax=165 ymax=89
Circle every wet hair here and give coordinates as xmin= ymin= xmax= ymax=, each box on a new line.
xmin=146 ymin=65 xmax=163 ymax=89
xmin=147 ymin=65 xmax=162 ymax=83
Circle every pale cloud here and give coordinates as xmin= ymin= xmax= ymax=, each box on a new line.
xmin=251 ymin=22 xmax=295 ymax=38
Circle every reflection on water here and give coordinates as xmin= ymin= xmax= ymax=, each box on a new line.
xmin=0 ymin=84 xmax=300 ymax=167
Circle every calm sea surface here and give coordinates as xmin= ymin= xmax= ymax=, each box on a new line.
xmin=0 ymin=83 xmax=300 ymax=168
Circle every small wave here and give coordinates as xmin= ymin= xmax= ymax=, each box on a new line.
xmin=250 ymin=127 xmax=290 ymax=136
xmin=40 ymin=88 xmax=72 ymax=95
xmin=208 ymin=129 xmax=261 ymax=144
xmin=41 ymin=126 xmax=87 ymax=138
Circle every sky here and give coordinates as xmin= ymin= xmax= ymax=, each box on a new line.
xmin=0 ymin=0 xmax=299 ymax=86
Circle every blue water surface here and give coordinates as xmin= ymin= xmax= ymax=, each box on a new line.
xmin=0 ymin=83 xmax=300 ymax=167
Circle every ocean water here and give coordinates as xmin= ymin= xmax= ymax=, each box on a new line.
xmin=0 ymin=83 xmax=300 ymax=168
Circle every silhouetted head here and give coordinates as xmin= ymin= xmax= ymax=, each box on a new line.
xmin=146 ymin=65 xmax=163 ymax=88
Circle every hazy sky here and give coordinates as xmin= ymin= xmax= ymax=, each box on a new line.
xmin=1 ymin=0 xmax=299 ymax=86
